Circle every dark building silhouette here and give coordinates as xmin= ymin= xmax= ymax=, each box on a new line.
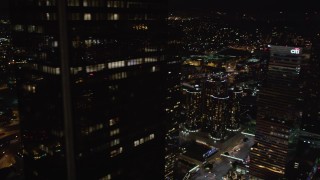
xmin=11 ymin=0 xmax=167 ymax=179
xmin=250 ymin=45 xmax=307 ymax=179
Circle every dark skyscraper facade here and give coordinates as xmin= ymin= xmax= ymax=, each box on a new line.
xmin=250 ymin=45 xmax=306 ymax=179
xmin=11 ymin=0 xmax=167 ymax=179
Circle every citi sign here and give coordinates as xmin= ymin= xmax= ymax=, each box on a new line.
xmin=290 ymin=48 xmax=300 ymax=54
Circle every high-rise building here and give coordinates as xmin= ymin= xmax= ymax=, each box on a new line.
xmin=300 ymin=40 xmax=320 ymax=135
xmin=11 ymin=0 xmax=167 ymax=179
xmin=250 ymin=45 xmax=307 ymax=179
xmin=183 ymin=85 xmax=202 ymax=132
xmin=202 ymin=75 xmax=229 ymax=140
xmin=226 ymin=87 xmax=242 ymax=132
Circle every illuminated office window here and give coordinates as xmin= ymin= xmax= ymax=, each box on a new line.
xmin=110 ymin=129 xmax=120 ymax=136
xmin=110 ymin=147 xmax=123 ymax=157
xmin=110 ymin=139 xmax=120 ymax=147
xmin=83 ymin=0 xmax=88 ymax=6
xmin=134 ymin=140 xmax=139 ymax=147
xmin=107 ymin=1 xmax=124 ymax=8
xmin=110 ymin=72 xmax=127 ymax=80
xmin=14 ymin=24 xmax=24 ymax=31
xmin=107 ymin=13 xmax=119 ymax=20
xmin=38 ymin=0 xmax=56 ymax=6
xmin=52 ymin=41 xmax=58 ymax=47
xmin=44 ymin=13 xmax=57 ymax=21
xmin=84 ymin=13 xmax=92 ymax=21
xmin=28 ymin=25 xmax=36 ymax=32
xmin=100 ymin=174 xmax=111 ymax=180
xmin=83 ymin=0 xmax=101 ymax=7
xmin=68 ymin=0 xmax=79 ymax=6
xmin=108 ymin=61 xmax=125 ymax=69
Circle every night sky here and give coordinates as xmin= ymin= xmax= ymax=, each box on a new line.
xmin=0 ymin=0 xmax=9 ymax=16
xmin=169 ymin=0 xmax=319 ymax=12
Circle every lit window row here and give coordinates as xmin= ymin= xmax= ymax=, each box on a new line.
xmin=38 ymin=0 xmax=56 ymax=6
xmin=86 ymin=64 xmax=105 ymax=73
xmin=110 ymin=147 xmax=123 ymax=157
xmin=127 ymin=58 xmax=143 ymax=66
xmin=144 ymin=47 xmax=157 ymax=52
xmin=99 ymin=174 xmax=111 ymax=180
xmin=82 ymin=123 xmax=104 ymax=135
xmin=28 ymin=56 xmax=160 ymax=75
xmin=107 ymin=1 xmax=125 ymax=8
xmin=27 ymin=25 xmax=44 ymax=33
xmin=67 ymin=0 xmax=79 ymax=6
xmin=110 ymin=72 xmax=127 ymax=80
xmin=71 ymin=67 xmax=83 ymax=75
xmin=110 ymin=139 xmax=120 ymax=147
xmin=108 ymin=61 xmax=125 ymax=69
xmin=71 ymin=13 xmax=120 ymax=21
xmin=110 ymin=129 xmax=120 ymax=136
xmin=41 ymin=66 xmax=60 ymax=75
xmin=144 ymin=57 xmax=158 ymax=63
xmin=83 ymin=0 xmax=105 ymax=7
xmin=107 ymin=13 xmax=119 ymax=20
xmin=133 ymin=134 xmax=155 ymax=147
xmin=43 ymin=13 xmax=57 ymax=21
xmin=67 ymin=13 xmax=153 ymax=21
xmin=65 ymin=0 xmax=150 ymax=8
xmin=13 ymin=25 xmax=24 ymax=32
xmin=23 ymin=84 xmax=36 ymax=93
xmin=83 ymin=39 xmax=101 ymax=47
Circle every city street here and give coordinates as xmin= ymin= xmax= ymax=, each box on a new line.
xmin=183 ymin=131 xmax=254 ymax=179
xmin=0 ymin=85 xmax=21 ymax=170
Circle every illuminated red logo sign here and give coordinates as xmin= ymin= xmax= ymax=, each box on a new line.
xmin=291 ymin=48 xmax=300 ymax=54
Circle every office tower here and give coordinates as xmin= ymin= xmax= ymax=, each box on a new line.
xmin=164 ymin=62 xmax=181 ymax=180
xmin=203 ymin=75 xmax=229 ymax=140
xmin=250 ymin=45 xmax=307 ymax=179
xmin=297 ymin=40 xmax=320 ymax=152
xmin=0 ymin=18 xmax=11 ymax=85
xmin=226 ymin=87 xmax=242 ymax=132
xmin=184 ymin=85 xmax=202 ymax=132
xmin=300 ymin=40 xmax=320 ymax=135
xmin=202 ymin=79 xmax=217 ymax=133
xmin=11 ymin=0 xmax=167 ymax=179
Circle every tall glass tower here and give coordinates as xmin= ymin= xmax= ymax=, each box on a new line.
xmin=250 ymin=45 xmax=307 ymax=179
xmin=11 ymin=0 xmax=167 ymax=179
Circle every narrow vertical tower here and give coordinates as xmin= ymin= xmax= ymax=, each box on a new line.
xmin=226 ymin=87 xmax=242 ymax=132
xmin=184 ymin=86 xmax=202 ymax=132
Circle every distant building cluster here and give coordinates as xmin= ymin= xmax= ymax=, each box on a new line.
xmin=180 ymin=53 xmax=248 ymax=141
